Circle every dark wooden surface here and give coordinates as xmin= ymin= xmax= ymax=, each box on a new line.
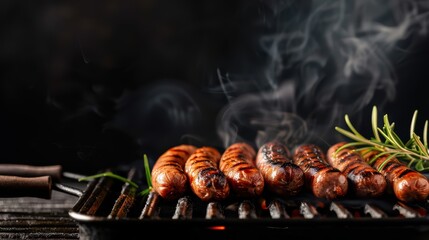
xmin=0 ymin=181 xmax=83 ymax=239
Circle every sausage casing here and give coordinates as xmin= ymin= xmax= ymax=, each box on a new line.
xmin=185 ymin=146 xmax=230 ymax=202
xmin=327 ymin=142 xmax=387 ymax=198
xmin=293 ymin=144 xmax=348 ymax=200
xmin=151 ymin=144 xmax=197 ymax=201
xmin=361 ymin=150 xmax=429 ymax=202
xmin=219 ymin=142 xmax=264 ymax=198
xmin=256 ymin=141 xmax=304 ymax=197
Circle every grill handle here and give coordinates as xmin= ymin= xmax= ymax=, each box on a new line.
xmin=0 ymin=175 xmax=52 ymax=199
xmin=0 ymin=164 xmax=62 ymax=181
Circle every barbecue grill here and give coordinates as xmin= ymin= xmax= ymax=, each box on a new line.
xmin=1 ymin=162 xmax=429 ymax=240
xmin=66 ymin=167 xmax=429 ymax=240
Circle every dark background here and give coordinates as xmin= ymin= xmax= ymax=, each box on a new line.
xmin=1 ymin=0 xmax=429 ymax=174
xmin=0 ymin=0 xmax=264 ymax=173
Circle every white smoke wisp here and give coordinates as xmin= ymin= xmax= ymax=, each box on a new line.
xmin=107 ymin=80 xmax=203 ymax=148
xmin=216 ymin=81 xmax=308 ymax=150
xmin=217 ymin=0 xmax=429 ymax=149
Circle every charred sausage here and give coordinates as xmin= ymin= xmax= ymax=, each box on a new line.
xmin=185 ymin=146 xmax=230 ymax=202
xmin=361 ymin=150 xmax=429 ymax=202
xmin=219 ymin=142 xmax=264 ymax=198
xmin=293 ymin=144 xmax=348 ymax=200
xmin=326 ymin=142 xmax=387 ymax=198
xmin=151 ymin=144 xmax=197 ymax=201
xmin=256 ymin=141 xmax=305 ymax=197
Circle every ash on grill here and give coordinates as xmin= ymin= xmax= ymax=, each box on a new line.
xmin=69 ymin=168 xmax=429 ymax=240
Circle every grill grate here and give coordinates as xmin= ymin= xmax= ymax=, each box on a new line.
xmin=0 ymin=182 xmax=80 ymax=240
xmin=69 ymin=168 xmax=429 ymax=240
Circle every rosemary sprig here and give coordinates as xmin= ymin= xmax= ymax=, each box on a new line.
xmin=78 ymin=153 xmax=154 ymax=197
xmin=335 ymin=105 xmax=429 ymax=172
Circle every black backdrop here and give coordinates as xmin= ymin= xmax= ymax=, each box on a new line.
xmin=1 ymin=0 xmax=429 ymax=174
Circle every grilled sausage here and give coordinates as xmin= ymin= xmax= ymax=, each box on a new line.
xmin=326 ymin=142 xmax=387 ymax=198
xmin=185 ymin=146 xmax=230 ymax=202
xmin=293 ymin=144 xmax=348 ymax=200
xmin=361 ymin=150 xmax=429 ymax=202
xmin=256 ymin=141 xmax=304 ymax=197
xmin=151 ymin=144 xmax=197 ymax=201
xmin=219 ymin=142 xmax=264 ymax=198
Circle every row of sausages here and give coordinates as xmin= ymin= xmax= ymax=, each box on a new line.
xmin=150 ymin=141 xmax=429 ymax=203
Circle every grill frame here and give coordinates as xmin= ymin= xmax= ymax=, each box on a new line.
xmin=72 ymin=217 xmax=429 ymax=240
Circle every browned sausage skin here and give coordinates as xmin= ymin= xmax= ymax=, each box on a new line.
xmin=185 ymin=146 xmax=230 ymax=202
xmin=361 ymin=150 xmax=429 ymax=202
xmin=327 ymin=142 xmax=387 ymax=198
xmin=293 ymin=144 xmax=348 ymax=200
xmin=256 ymin=141 xmax=304 ymax=197
xmin=151 ymin=144 xmax=197 ymax=201
xmin=219 ymin=142 xmax=264 ymax=198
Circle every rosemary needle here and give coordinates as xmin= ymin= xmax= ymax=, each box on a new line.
xmin=79 ymin=171 xmax=139 ymax=189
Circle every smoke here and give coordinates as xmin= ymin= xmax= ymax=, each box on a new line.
xmin=33 ymin=0 xmax=429 ymax=158
xmin=106 ymin=79 xmax=205 ymax=156
xmin=216 ymin=0 xmax=429 ymax=150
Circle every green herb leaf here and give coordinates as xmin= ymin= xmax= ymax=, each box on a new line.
xmin=424 ymin=120 xmax=428 ymax=149
xmin=137 ymin=153 xmax=153 ymax=198
xmin=371 ymin=105 xmax=381 ymax=142
xmin=79 ymin=171 xmax=139 ymax=189
xmin=78 ymin=153 xmax=155 ymax=198
xmin=410 ymin=110 xmax=418 ymax=140
xmin=137 ymin=188 xmax=152 ymax=197
xmin=143 ymin=154 xmax=152 ymax=188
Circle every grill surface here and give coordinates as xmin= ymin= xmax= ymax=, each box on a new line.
xmin=69 ymin=168 xmax=429 ymax=240
xmin=0 ymin=179 xmax=83 ymax=240
xmin=1 ymin=167 xmax=427 ymax=240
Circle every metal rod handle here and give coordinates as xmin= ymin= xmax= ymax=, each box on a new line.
xmin=0 ymin=175 xmax=52 ymax=199
xmin=0 ymin=164 xmax=62 ymax=181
